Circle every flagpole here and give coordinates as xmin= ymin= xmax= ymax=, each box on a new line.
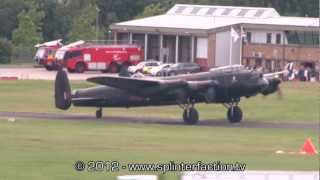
xmin=239 ymin=25 xmax=243 ymax=65
xmin=229 ymin=26 xmax=232 ymax=65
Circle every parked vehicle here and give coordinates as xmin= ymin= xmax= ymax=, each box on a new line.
xmin=149 ymin=63 xmax=172 ymax=76
xmin=128 ymin=61 xmax=161 ymax=74
xmin=163 ymin=63 xmax=201 ymax=76
xmin=128 ymin=61 xmax=148 ymax=74
xmin=142 ymin=61 xmax=162 ymax=74
xmin=34 ymin=39 xmax=63 ymax=70
xmin=56 ymin=43 xmax=143 ymax=73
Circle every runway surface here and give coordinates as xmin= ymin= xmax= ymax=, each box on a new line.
xmin=0 ymin=111 xmax=317 ymax=130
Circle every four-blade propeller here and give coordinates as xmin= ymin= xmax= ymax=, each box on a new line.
xmin=262 ymin=70 xmax=287 ymax=99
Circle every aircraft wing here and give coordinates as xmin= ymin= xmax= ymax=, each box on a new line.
xmin=87 ymin=76 xmax=218 ymax=97
xmin=263 ymin=70 xmax=288 ymax=79
xmin=87 ymin=76 xmax=187 ymax=96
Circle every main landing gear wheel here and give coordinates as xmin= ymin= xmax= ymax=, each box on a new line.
xmin=179 ymin=99 xmax=199 ymax=125
xmin=96 ymin=108 xmax=102 ymax=119
xmin=227 ymin=106 xmax=243 ymax=123
xmin=183 ymin=107 xmax=199 ymax=125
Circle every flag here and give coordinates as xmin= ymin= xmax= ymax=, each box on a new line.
xmin=240 ymin=26 xmax=246 ymax=38
xmin=231 ymin=27 xmax=239 ymax=42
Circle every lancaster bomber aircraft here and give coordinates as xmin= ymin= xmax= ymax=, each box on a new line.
xmin=55 ymin=65 xmax=285 ymax=125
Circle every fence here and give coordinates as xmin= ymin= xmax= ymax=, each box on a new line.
xmin=11 ymin=47 xmax=34 ymax=64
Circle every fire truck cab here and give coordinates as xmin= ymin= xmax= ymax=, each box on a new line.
xmin=56 ymin=44 xmax=143 ymax=73
xmin=34 ymin=39 xmax=63 ymax=70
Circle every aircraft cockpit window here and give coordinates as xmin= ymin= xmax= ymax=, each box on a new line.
xmin=221 ymin=67 xmax=232 ymax=73
xmin=209 ymin=65 xmax=244 ymax=73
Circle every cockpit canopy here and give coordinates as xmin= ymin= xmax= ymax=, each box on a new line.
xmin=209 ymin=65 xmax=245 ymax=73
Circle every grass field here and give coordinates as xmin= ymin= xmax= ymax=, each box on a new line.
xmin=0 ymin=119 xmax=318 ymax=180
xmin=0 ymin=62 xmax=34 ymax=68
xmin=0 ymin=80 xmax=319 ymax=180
xmin=0 ymin=80 xmax=318 ymax=123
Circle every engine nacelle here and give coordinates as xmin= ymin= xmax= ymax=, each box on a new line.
xmin=261 ymin=78 xmax=281 ymax=96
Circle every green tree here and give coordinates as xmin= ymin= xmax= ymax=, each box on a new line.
xmin=68 ymin=2 xmax=99 ymax=42
xmin=0 ymin=38 xmax=12 ymax=63
xmin=96 ymin=0 xmax=156 ymax=36
xmin=136 ymin=2 xmax=169 ymax=18
xmin=12 ymin=0 xmax=44 ymax=47
xmin=41 ymin=0 xmax=91 ymax=41
xmin=0 ymin=0 xmax=27 ymax=39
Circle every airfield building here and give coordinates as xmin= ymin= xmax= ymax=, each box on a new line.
xmin=110 ymin=4 xmax=319 ymax=72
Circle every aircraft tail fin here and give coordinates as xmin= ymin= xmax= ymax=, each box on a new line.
xmin=55 ymin=69 xmax=72 ymax=110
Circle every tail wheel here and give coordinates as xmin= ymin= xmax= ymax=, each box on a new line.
xmin=227 ymin=106 xmax=243 ymax=123
xmin=96 ymin=108 xmax=102 ymax=119
xmin=183 ymin=107 xmax=199 ymax=125
xmin=75 ymin=63 xmax=85 ymax=73
xmin=108 ymin=63 xmax=119 ymax=73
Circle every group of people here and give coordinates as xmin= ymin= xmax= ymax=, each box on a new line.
xmin=245 ymin=62 xmax=318 ymax=82
xmin=285 ymin=62 xmax=318 ymax=82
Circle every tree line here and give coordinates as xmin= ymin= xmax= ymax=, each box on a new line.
xmin=0 ymin=0 xmax=318 ymax=63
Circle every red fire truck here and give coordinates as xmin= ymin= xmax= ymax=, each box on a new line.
xmin=34 ymin=39 xmax=63 ymax=70
xmin=55 ymin=43 xmax=143 ymax=73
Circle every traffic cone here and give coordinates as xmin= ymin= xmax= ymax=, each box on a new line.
xmin=300 ymin=138 xmax=318 ymax=155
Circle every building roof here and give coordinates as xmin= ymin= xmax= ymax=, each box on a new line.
xmin=111 ymin=4 xmax=319 ymax=35
xmin=167 ymin=4 xmax=280 ymax=18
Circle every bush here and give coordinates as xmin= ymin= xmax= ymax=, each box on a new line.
xmin=0 ymin=38 xmax=12 ymax=64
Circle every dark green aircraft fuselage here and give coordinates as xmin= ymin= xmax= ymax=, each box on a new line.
xmin=72 ymin=69 xmax=268 ymax=108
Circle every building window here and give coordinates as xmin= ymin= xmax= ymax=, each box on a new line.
xmin=117 ymin=32 xmax=130 ymax=44
xmin=265 ymin=59 xmax=272 ymax=72
xmin=206 ymin=8 xmax=216 ymax=15
xmin=175 ymin=6 xmax=187 ymax=14
xmin=254 ymin=9 xmax=265 ymax=17
xmin=246 ymin=32 xmax=252 ymax=43
xmin=276 ymin=33 xmax=281 ymax=44
xmin=266 ymin=33 xmax=272 ymax=44
xmin=147 ymin=34 xmax=160 ymax=61
xmin=132 ymin=33 xmax=145 ymax=49
xmin=190 ymin=7 xmax=201 ymax=14
xmin=238 ymin=9 xmax=249 ymax=16
xmin=221 ymin=8 xmax=232 ymax=15
xmin=196 ymin=37 xmax=208 ymax=59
